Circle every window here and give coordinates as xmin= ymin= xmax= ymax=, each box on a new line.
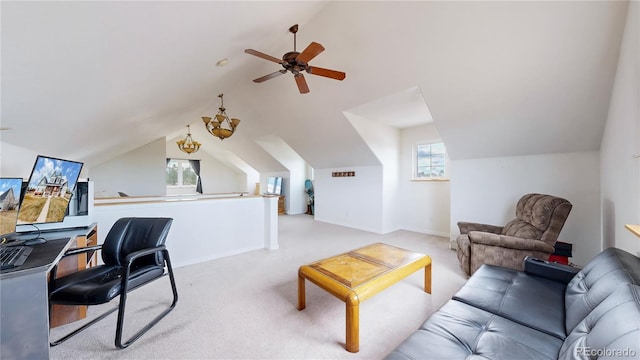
xmin=414 ymin=142 xmax=446 ymax=179
xmin=166 ymin=159 xmax=198 ymax=187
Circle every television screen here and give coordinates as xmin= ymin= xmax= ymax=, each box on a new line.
xmin=266 ymin=176 xmax=282 ymax=195
xmin=274 ymin=177 xmax=282 ymax=195
xmin=0 ymin=178 xmax=23 ymax=237
xmin=17 ymin=155 xmax=84 ymax=225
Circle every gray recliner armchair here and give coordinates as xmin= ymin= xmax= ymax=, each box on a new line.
xmin=456 ymin=193 xmax=572 ymax=276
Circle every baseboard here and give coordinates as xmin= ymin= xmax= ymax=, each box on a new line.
xmin=399 ymin=225 xmax=450 ymax=238
xmin=173 ymin=245 xmax=264 ymax=268
xmin=313 ymin=217 xmax=383 ymax=234
xmin=313 ymin=217 xmax=452 ymax=238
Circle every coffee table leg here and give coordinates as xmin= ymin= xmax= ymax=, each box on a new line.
xmin=424 ymin=262 xmax=432 ymax=294
xmin=297 ymin=273 xmax=306 ymax=311
xmin=345 ymin=294 xmax=359 ymax=353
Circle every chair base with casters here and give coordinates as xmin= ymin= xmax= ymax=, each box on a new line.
xmin=48 ymin=217 xmax=178 ymax=349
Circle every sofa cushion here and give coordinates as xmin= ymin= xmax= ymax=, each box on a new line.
xmin=558 ymin=284 xmax=640 ymax=360
xmin=452 ymin=264 xmax=568 ymax=339
xmin=385 ymin=300 xmax=563 ymax=360
xmin=564 ymin=247 xmax=640 ymax=333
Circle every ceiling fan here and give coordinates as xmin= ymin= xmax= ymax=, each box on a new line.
xmin=244 ymin=24 xmax=346 ymax=94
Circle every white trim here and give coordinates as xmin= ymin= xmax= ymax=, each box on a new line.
xmin=412 ymin=140 xmax=448 ymax=181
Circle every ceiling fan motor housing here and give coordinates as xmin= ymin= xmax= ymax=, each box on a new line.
xmin=283 ymin=51 xmax=306 ymax=74
xmin=244 ymin=23 xmax=345 ymax=94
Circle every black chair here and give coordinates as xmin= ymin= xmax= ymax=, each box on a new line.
xmin=48 ymin=217 xmax=178 ymax=349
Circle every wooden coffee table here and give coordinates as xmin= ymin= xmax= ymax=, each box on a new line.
xmin=297 ymin=242 xmax=432 ymax=353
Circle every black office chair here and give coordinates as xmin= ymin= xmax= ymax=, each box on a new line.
xmin=48 ymin=217 xmax=178 ymax=349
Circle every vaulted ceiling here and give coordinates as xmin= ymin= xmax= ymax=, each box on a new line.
xmin=0 ymin=1 xmax=628 ymax=172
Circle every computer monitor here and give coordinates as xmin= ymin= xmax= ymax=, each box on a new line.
xmin=17 ymin=155 xmax=83 ymax=226
xmin=66 ymin=180 xmax=89 ymax=217
xmin=0 ymin=178 xmax=23 ymax=238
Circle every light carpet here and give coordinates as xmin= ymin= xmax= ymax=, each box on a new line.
xmin=49 ymin=214 xmax=467 ymax=360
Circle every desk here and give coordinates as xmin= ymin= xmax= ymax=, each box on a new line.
xmin=0 ymin=225 xmax=97 ymax=360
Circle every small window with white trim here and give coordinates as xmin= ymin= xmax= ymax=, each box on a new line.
xmin=166 ymin=159 xmax=198 ymax=189
xmin=414 ymin=142 xmax=447 ymax=180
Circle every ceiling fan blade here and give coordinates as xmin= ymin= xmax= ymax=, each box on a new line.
xmin=294 ymin=74 xmax=310 ymax=94
xmin=296 ymin=42 xmax=325 ymax=63
xmin=306 ymin=66 xmax=346 ymax=81
xmin=244 ymin=49 xmax=283 ymax=64
xmin=253 ymin=70 xmax=287 ymax=83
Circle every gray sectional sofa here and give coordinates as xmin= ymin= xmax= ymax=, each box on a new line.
xmin=386 ymin=247 xmax=640 ymax=359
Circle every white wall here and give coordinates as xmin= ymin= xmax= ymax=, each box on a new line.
xmin=287 ymin=169 xmax=307 ymax=215
xmin=260 ymin=171 xmax=289 ymax=212
xmin=197 ymin=157 xmax=245 ymax=194
xmin=92 ymin=137 xmax=246 ymax=197
xmin=450 ymin=151 xmax=601 ymax=266
xmin=398 ymin=124 xmax=451 ymax=237
xmin=601 ymin=0 xmax=640 ymax=256
xmin=93 ymin=196 xmax=278 ymax=268
xmin=166 ymin=135 xmax=246 ymax=194
xmin=312 ymin=120 xmax=451 ymax=237
xmin=256 ymin=136 xmax=308 ymax=215
xmin=346 ymin=112 xmax=399 ymax=233
xmin=0 ymin=142 xmax=90 ymax=180
xmin=314 ymin=166 xmax=384 ymax=233
xmin=90 ymin=138 xmax=166 ymax=197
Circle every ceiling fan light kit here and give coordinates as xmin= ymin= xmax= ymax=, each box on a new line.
xmin=245 ymin=24 xmax=346 ymax=94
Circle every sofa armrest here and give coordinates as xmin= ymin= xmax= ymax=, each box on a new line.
xmin=524 ymin=256 xmax=580 ymax=284
xmin=468 ymin=231 xmax=555 ymax=253
xmin=457 ymin=221 xmax=503 ymax=235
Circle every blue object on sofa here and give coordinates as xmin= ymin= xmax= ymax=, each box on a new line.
xmin=385 ymin=247 xmax=640 ymax=359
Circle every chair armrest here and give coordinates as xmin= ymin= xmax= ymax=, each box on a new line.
xmin=524 ymin=256 xmax=580 ymax=284
xmin=468 ymin=231 xmax=555 ymax=253
xmin=49 ymin=245 xmax=103 ymax=287
xmin=119 ymin=246 xmax=169 ymax=293
xmin=124 ymin=245 xmax=167 ymax=264
xmin=64 ymin=245 xmax=102 ymax=257
xmin=457 ymin=221 xmax=503 ymax=235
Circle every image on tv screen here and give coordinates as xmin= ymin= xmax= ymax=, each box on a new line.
xmin=266 ymin=176 xmax=282 ymax=195
xmin=0 ymin=178 xmax=23 ymax=236
xmin=17 ymin=155 xmax=84 ymax=225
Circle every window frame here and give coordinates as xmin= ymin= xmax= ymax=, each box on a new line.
xmin=166 ymin=158 xmax=199 ymax=192
xmin=412 ymin=141 xmax=448 ymax=181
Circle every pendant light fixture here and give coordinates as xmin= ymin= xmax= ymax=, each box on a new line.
xmin=176 ymin=125 xmax=201 ymax=154
xmin=202 ymin=93 xmax=240 ymax=140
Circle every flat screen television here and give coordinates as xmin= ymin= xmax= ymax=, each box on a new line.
xmin=17 ymin=155 xmax=84 ymax=227
xmin=266 ymin=176 xmax=282 ymax=195
xmin=0 ymin=178 xmax=23 ymax=239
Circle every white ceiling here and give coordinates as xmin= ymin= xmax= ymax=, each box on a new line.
xmin=345 ymin=86 xmax=433 ymax=129
xmin=0 ymin=1 xmax=629 ymax=172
